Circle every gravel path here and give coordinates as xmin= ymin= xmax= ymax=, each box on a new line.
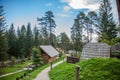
xmin=34 ymin=59 xmax=65 ymax=80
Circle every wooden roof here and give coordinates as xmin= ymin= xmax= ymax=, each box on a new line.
xmin=40 ymin=45 xmax=59 ymax=57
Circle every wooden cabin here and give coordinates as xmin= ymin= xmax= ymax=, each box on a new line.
xmin=39 ymin=45 xmax=59 ymax=63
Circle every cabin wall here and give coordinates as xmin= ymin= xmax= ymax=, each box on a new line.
xmin=48 ymin=56 xmax=57 ymax=63
xmin=41 ymin=53 xmax=50 ymax=63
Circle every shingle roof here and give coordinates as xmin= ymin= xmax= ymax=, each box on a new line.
xmin=40 ymin=45 xmax=59 ymax=57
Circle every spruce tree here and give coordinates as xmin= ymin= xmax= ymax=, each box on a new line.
xmin=98 ymin=0 xmax=117 ymax=42
xmin=16 ymin=27 xmax=21 ymax=57
xmin=19 ymin=25 xmax=26 ymax=58
xmin=0 ymin=6 xmax=8 ymax=61
xmin=25 ymin=23 xmax=33 ymax=57
xmin=7 ymin=23 xmax=17 ymax=57
xmin=34 ymin=25 xmax=39 ymax=47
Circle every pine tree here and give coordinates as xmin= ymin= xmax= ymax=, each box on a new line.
xmin=45 ymin=11 xmax=56 ymax=45
xmin=25 ymin=23 xmax=33 ymax=57
xmin=98 ymin=0 xmax=117 ymax=42
xmin=34 ymin=25 xmax=39 ymax=47
xmin=71 ymin=18 xmax=83 ymax=52
xmin=0 ymin=6 xmax=8 ymax=61
xmin=7 ymin=23 xmax=17 ymax=57
xmin=19 ymin=25 xmax=26 ymax=58
xmin=51 ymin=33 xmax=57 ymax=48
xmin=59 ymin=32 xmax=70 ymax=51
xmin=87 ymin=11 xmax=98 ymax=42
xmin=16 ymin=27 xmax=21 ymax=57
xmin=37 ymin=11 xmax=56 ymax=45
xmin=71 ymin=12 xmax=85 ymax=51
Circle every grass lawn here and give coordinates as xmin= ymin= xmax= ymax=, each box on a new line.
xmin=0 ymin=71 xmax=26 ymax=80
xmin=49 ymin=58 xmax=120 ymax=80
xmin=0 ymin=56 xmax=65 ymax=80
xmin=0 ymin=60 xmax=31 ymax=75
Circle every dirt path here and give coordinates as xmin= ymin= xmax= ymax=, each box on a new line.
xmin=34 ymin=59 xmax=65 ymax=80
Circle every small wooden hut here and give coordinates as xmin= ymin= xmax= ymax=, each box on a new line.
xmin=81 ymin=43 xmax=111 ymax=59
xmin=39 ymin=45 xmax=59 ymax=63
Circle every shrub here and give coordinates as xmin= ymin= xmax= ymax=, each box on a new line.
xmin=31 ymin=47 xmax=44 ymax=67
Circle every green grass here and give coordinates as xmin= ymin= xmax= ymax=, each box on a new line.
xmin=0 ymin=71 xmax=26 ymax=80
xmin=0 ymin=56 xmax=65 ymax=80
xmin=0 ymin=60 xmax=31 ymax=75
xmin=49 ymin=58 xmax=120 ymax=80
xmin=27 ymin=56 xmax=65 ymax=79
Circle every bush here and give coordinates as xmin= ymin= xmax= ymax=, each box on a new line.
xmin=31 ymin=47 xmax=44 ymax=67
xmin=71 ymin=53 xmax=81 ymax=58
xmin=10 ymin=56 xmax=17 ymax=63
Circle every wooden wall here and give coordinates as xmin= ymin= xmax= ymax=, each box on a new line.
xmin=41 ymin=53 xmax=50 ymax=63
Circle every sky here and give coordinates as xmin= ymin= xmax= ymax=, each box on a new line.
xmin=0 ymin=0 xmax=119 ymax=39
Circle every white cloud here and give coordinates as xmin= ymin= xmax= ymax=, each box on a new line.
xmin=69 ymin=0 xmax=100 ymax=11
xmin=60 ymin=0 xmax=101 ymax=11
xmin=60 ymin=0 xmax=119 ymax=22
xmin=45 ymin=3 xmax=53 ymax=6
xmin=63 ymin=6 xmax=71 ymax=11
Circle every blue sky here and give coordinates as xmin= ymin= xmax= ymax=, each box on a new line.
xmin=1 ymin=0 xmax=119 ymax=38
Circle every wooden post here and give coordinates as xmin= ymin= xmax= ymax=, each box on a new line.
xmin=63 ymin=57 xmax=64 ymax=62
xmin=50 ymin=62 xmax=52 ymax=70
xmin=75 ymin=65 xmax=80 ymax=80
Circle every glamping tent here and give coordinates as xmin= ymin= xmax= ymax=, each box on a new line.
xmin=81 ymin=43 xmax=111 ymax=59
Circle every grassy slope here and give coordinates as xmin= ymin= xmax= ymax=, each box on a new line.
xmin=0 ymin=71 xmax=26 ymax=80
xmin=49 ymin=58 xmax=120 ymax=80
xmin=0 ymin=61 xmax=31 ymax=75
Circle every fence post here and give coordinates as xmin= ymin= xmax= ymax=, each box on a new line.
xmin=63 ymin=57 xmax=64 ymax=62
xmin=75 ymin=65 xmax=80 ymax=80
xmin=50 ymin=62 xmax=52 ymax=70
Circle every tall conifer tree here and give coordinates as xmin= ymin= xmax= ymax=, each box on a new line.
xmin=0 ymin=6 xmax=8 ymax=61
xmin=98 ymin=0 xmax=117 ymax=41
